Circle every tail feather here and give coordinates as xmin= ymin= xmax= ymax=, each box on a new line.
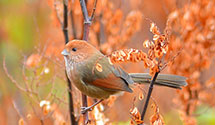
xmin=129 ymin=73 xmax=187 ymax=89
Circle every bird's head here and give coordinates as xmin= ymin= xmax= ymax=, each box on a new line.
xmin=61 ymin=40 xmax=99 ymax=65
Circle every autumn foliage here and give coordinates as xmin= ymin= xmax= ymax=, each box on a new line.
xmin=166 ymin=0 xmax=215 ymax=124
xmin=1 ymin=0 xmax=215 ymax=125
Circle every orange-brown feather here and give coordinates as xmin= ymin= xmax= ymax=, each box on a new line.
xmin=91 ymin=73 xmax=133 ymax=92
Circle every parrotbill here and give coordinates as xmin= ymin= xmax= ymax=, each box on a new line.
xmin=62 ymin=40 xmax=187 ymax=112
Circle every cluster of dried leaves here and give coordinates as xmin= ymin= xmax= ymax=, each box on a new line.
xmin=5 ymin=0 xmax=172 ymax=124
xmin=129 ymin=86 xmax=165 ymax=125
xmin=166 ymin=0 xmax=215 ymax=124
xmin=108 ymin=22 xmax=169 ymax=76
xmin=106 ymin=22 xmax=169 ymax=124
xmin=149 ymin=103 xmax=165 ymax=125
xmin=48 ymin=0 xmax=170 ymax=124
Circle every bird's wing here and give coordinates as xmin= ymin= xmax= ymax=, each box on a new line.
xmin=82 ymin=57 xmax=133 ymax=93
xmin=90 ymin=71 xmax=133 ymax=92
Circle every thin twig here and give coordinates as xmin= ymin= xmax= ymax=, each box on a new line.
xmin=79 ymin=0 xmax=98 ymax=124
xmin=3 ymin=58 xmax=27 ymax=92
xmin=82 ymin=0 xmax=98 ymax=43
xmin=90 ymin=0 xmax=97 ymax=21
xmin=82 ymin=94 xmax=89 ymax=123
xmin=62 ymin=0 xmax=77 ymax=124
xmin=80 ymin=0 xmax=90 ymax=24
xmin=160 ymin=49 xmax=182 ymax=71
xmin=141 ymin=71 xmax=160 ymax=121
xmin=21 ymin=55 xmax=31 ymax=91
xmin=45 ymin=75 xmax=57 ymax=99
xmin=66 ymin=76 xmax=77 ymax=124
xmin=79 ymin=1 xmax=90 ymax=124
xmin=63 ymin=0 xmax=69 ymax=44
xmin=12 ymin=101 xmax=27 ymax=124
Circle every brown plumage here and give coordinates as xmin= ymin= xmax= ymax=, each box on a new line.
xmin=62 ymin=40 xmax=187 ymax=100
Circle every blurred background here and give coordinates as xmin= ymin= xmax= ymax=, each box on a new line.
xmin=0 ymin=0 xmax=215 ymax=124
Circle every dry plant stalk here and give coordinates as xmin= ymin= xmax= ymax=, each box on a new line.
xmin=3 ymin=44 xmax=69 ymax=124
xmin=108 ymin=22 xmax=170 ymax=76
xmin=106 ymin=21 xmax=170 ymax=124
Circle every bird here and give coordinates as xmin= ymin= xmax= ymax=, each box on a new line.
xmin=61 ymin=39 xmax=187 ymax=113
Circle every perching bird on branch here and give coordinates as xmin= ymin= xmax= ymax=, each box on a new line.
xmin=62 ymin=40 xmax=187 ymax=113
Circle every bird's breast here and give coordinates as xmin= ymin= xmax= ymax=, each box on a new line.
xmin=69 ymin=63 xmax=117 ymax=99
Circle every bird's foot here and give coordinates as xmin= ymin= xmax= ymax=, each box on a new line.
xmin=85 ymin=119 xmax=91 ymax=125
xmin=81 ymin=106 xmax=93 ymax=114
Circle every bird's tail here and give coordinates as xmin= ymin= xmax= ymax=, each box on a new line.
xmin=129 ymin=73 xmax=187 ymax=89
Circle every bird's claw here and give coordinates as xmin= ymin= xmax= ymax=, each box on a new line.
xmin=85 ymin=119 xmax=91 ymax=124
xmin=81 ymin=107 xmax=93 ymax=114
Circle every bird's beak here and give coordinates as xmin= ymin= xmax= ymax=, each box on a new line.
xmin=61 ymin=49 xmax=69 ymax=56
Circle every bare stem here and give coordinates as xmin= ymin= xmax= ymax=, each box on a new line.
xmin=79 ymin=0 xmax=90 ymax=123
xmin=140 ymin=71 xmax=160 ymax=121
xmin=62 ymin=0 xmax=77 ymax=124
xmin=80 ymin=0 xmax=90 ymax=24
xmin=3 ymin=58 xmax=26 ymax=92
xmin=79 ymin=0 xmax=97 ymax=124
xmin=90 ymin=0 xmax=97 ymax=21
xmin=63 ymin=0 xmax=69 ymax=44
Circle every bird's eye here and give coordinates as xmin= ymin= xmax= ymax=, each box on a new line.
xmin=72 ymin=48 xmax=77 ymax=52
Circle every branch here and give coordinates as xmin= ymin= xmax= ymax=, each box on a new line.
xmin=13 ymin=101 xmax=27 ymax=124
xmin=141 ymin=71 xmax=160 ymax=121
xmin=80 ymin=0 xmax=98 ymax=41
xmin=80 ymin=0 xmax=91 ymax=24
xmin=79 ymin=0 xmax=90 ymax=123
xmin=3 ymin=57 xmax=27 ymax=92
xmin=62 ymin=0 xmax=77 ymax=124
xmin=66 ymin=77 xmax=77 ymax=124
xmin=90 ymin=0 xmax=97 ymax=21
xmin=63 ymin=0 xmax=69 ymax=44
xmin=79 ymin=0 xmax=97 ymax=124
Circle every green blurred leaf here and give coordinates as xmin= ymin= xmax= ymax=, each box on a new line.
xmin=196 ymin=105 xmax=215 ymax=125
xmin=5 ymin=14 xmax=34 ymax=51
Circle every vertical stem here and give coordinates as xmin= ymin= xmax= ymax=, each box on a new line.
xmin=83 ymin=23 xmax=90 ymax=41
xmin=63 ymin=0 xmax=77 ymax=124
xmin=79 ymin=0 xmax=97 ymax=123
xmin=80 ymin=0 xmax=91 ymax=41
xmin=63 ymin=0 xmax=69 ymax=44
xmin=81 ymin=93 xmax=89 ymax=117
xmin=79 ymin=0 xmax=90 ymax=24
xmin=141 ymin=71 xmax=159 ymax=121
xmin=79 ymin=0 xmax=90 ymax=124
xmin=66 ymin=76 xmax=77 ymax=125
